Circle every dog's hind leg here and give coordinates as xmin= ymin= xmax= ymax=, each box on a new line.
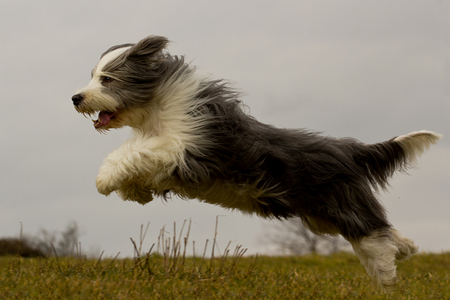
xmin=350 ymin=229 xmax=398 ymax=293
xmin=349 ymin=228 xmax=417 ymax=293
xmin=389 ymin=228 xmax=418 ymax=261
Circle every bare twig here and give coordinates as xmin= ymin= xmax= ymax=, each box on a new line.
xmin=192 ymin=240 xmax=196 ymax=271
xmin=139 ymin=222 xmax=151 ymax=255
xmin=95 ymin=250 xmax=105 ymax=270
xmin=199 ymin=239 xmax=209 ymax=273
xmin=218 ymin=241 xmax=232 ymax=276
xmin=182 ymin=219 xmax=192 ymax=267
xmin=51 ymin=243 xmax=62 ymax=273
xmin=17 ymin=222 xmax=23 ymax=256
xmin=98 ymin=252 xmax=121 ymax=276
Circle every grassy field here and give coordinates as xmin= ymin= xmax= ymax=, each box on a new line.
xmin=1 ymin=251 xmax=449 ymax=299
xmin=1 ymin=220 xmax=448 ymax=299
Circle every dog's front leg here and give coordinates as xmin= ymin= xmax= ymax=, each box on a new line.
xmin=96 ymin=144 xmax=153 ymax=197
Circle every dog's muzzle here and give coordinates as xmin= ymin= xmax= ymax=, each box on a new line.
xmin=72 ymin=94 xmax=84 ymax=106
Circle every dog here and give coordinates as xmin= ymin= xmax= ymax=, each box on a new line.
xmin=72 ymin=35 xmax=442 ymax=292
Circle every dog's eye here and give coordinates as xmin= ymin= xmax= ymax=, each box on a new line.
xmin=101 ymin=76 xmax=113 ymax=84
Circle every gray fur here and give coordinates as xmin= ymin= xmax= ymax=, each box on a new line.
xmin=96 ymin=37 xmax=176 ymax=108
xmin=178 ymin=96 xmax=405 ymax=240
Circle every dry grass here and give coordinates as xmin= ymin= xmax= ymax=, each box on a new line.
xmin=0 ymin=219 xmax=449 ymax=299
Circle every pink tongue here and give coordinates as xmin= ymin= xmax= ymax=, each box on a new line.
xmin=98 ymin=111 xmax=111 ymax=126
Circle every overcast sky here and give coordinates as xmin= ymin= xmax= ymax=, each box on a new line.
xmin=1 ymin=0 xmax=449 ymax=258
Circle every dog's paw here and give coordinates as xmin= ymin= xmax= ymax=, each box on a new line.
xmin=96 ymin=173 xmax=121 ymax=196
xmin=95 ymin=160 xmax=130 ymax=195
xmin=116 ymin=181 xmax=154 ymax=205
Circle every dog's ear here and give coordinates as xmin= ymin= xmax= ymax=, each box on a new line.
xmin=128 ymin=36 xmax=169 ymax=58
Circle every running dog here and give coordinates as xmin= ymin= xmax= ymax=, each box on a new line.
xmin=72 ymin=35 xmax=442 ymax=292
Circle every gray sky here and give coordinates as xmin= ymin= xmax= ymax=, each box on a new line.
xmin=1 ymin=0 xmax=449 ymax=258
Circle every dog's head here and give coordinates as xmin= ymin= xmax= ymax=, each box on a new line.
xmin=72 ymin=35 xmax=170 ymax=131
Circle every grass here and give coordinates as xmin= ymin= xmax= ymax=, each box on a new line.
xmin=1 ymin=220 xmax=449 ymax=299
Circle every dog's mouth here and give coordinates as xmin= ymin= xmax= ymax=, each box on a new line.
xmin=93 ymin=110 xmax=121 ymax=129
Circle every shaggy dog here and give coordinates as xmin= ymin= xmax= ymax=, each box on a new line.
xmin=72 ymin=35 xmax=442 ymax=292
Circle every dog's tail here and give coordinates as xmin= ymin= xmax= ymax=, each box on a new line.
xmin=357 ymin=130 xmax=442 ymax=190
xmin=393 ymin=130 xmax=442 ymax=165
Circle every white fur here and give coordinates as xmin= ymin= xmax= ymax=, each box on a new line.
xmin=394 ymin=130 xmax=442 ymax=165
xmin=350 ymin=228 xmax=418 ymax=293
xmin=96 ymin=46 xmax=131 ymax=76
xmin=94 ymin=71 xmax=212 ymax=202
xmin=74 ymin=47 xmax=131 ymax=116
xmin=390 ymin=229 xmax=419 ymax=260
xmin=88 ymin=67 xmax=282 ymax=213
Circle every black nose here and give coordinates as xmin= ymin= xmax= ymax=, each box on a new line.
xmin=72 ymin=94 xmax=84 ymax=106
